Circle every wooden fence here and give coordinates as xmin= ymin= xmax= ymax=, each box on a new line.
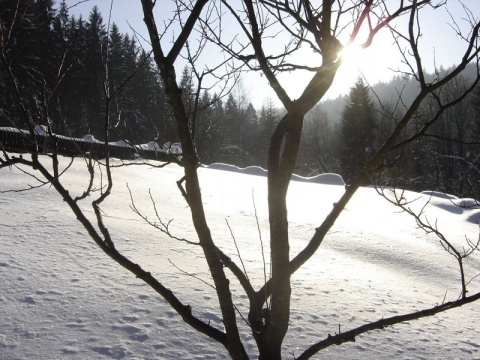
xmin=0 ymin=127 xmax=173 ymax=162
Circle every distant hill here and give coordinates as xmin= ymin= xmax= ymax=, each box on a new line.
xmin=318 ymin=62 xmax=477 ymax=123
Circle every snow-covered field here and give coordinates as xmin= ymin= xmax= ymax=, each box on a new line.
xmin=1 ymin=155 xmax=479 ymax=359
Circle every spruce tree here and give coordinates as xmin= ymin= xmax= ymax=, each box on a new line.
xmin=0 ymin=0 xmax=56 ymax=128
xmin=195 ymin=90 xmax=221 ymax=162
xmin=84 ymin=6 xmax=107 ymax=139
xmin=58 ymin=15 xmax=90 ymax=136
xmin=224 ymin=93 xmax=240 ymax=146
xmin=179 ymin=66 xmax=195 ymax=116
xmin=257 ymin=99 xmax=278 ymax=166
xmin=242 ymin=102 xmax=259 ymax=159
xmin=339 ymin=78 xmax=377 ymax=183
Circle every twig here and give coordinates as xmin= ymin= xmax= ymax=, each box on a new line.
xmin=225 ymin=218 xmax=249 ymax=280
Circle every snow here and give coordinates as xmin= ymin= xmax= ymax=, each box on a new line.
xmin=1 ymin=155 xmax=480 ymax=359
xmin=204 ymin=163 xmax=346 ymax=185
xmin=135 ymin=141 xmax=161 ymax=152
xmin=456 ymin=198 xmax=480 ymax=209
xmin=109 ymin=140 xmax=132 ymax=147
xmin=165 ymin=142 xmax=182 ymax=155
xmin=420 ymin=190 xmax=459 ymax=200
xmin=82 ymin=134 xmax=100 ymax=143
xmin=34 ymin=125 xmax=48 ymax=135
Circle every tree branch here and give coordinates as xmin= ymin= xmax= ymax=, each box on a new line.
xmin=297 ymin=290 xmax=480 ymax=359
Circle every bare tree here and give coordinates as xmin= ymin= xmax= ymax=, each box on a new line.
xmin=140 ymin=0 xmax=480 ymax=358
xmin=1 ymin=1 xmax=480 ymax=359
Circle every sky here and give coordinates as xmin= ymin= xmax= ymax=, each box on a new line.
xmin=67 ymin=0 xmax=480 ymax=108
xmin=1 ymin=154 xmax=480 ymax=358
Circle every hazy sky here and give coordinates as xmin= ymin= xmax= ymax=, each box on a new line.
xmin=68 ymin=0 xmax=480 ymax=108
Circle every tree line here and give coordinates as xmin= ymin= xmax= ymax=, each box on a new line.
xmin=1 ymin=1 xmax=479 ymax=198
xmin=301 ymin=68 xmax=480 ymax=198
xmin=0 ymin=0 xmax=169 ymax=143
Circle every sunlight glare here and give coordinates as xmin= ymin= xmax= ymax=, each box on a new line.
xmin=339 ymin=42 xmax=364 ymax=69
xmin=324 ymin=42 xmax=367 ymax=98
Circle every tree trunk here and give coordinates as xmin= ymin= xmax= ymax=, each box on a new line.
xmin=261 ymin=107 xmax=304 ymax=359
xmin=140 ymin=1 xmax=248 ymax=357
xmin=260 ymin=65 xmax=338 ymax=357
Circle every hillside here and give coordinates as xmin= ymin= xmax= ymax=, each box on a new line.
xmin=1 ymin=155 xmax=479 ymax=358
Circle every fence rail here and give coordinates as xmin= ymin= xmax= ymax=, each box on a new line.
xmin=0 ymin=127 xmax=173 ymax=162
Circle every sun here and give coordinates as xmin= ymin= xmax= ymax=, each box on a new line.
xmin=338 ymin=42 xmax=364 ymax=71
xmin=322 ymin=43 xmax=366 ymax=98
xmin=325 ymin=37 xmax=396 ymax=99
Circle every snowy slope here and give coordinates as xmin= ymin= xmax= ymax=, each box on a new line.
xmin=1 ymin=155 xmax=479 ymax=359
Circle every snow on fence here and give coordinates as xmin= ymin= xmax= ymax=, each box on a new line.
xmin=0 ymin=127 xmax=174 ymax=162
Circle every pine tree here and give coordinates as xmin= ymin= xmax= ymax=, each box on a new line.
xmin=83 ymin=6 xmax=107 ymax=139
xmin=224 ymin=94 xmax=240 ymax=146
xmin=108 ymin=23 xmax=125 ymax=91
xmin=106 ymin=23 xmax=129 ymax=140
xmin=57 ymin=14 xmax=91 ymax=136
xmin=257 ymin=99 xmax=278 ymax=166
xmin=123 ymin=49 xmax=169 ymax=143
xmin=0 ymin=0 xmax=56 ymax=127
xmin=52 ymin=0 xmax=69 ymax=41
xmin=339 ymin=78 xmax=377 ymax=183
xmin=242 ymin=102 xmax=259 ymax=157
xmin=195 ymin=90 xmax=221 ymax=162
xmin=179 ymin=66 xmax=195 ymax=116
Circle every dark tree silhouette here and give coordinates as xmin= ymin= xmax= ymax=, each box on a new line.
xmin=1 ymin=1 xmax=480 ymax=359
xmin=340 ymin=78 xmax=377 ymax=183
